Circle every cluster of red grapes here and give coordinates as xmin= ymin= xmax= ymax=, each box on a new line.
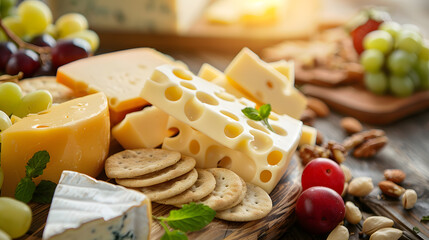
xmin=0 ymin=0 xmax=99 ymax=78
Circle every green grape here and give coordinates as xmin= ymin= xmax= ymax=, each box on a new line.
xmin=44 ymin=24 xmax=57 ymax=39
xmin=13 ymin=90 xmax=52 ymax=118
xmin=0 ymin=228 xmax=12 ymax=240
xmin=0 ymin=31 xmax=6 ymax=42
xmin=363 ymin=30 xmax=393 ymax=54
xmin=0 ymin=0 xmax=16 ymax=18
xmin=419 ymin=40 xmax=429 ymax=61
xmin=0 ymin=110 xmax=12 ymax=135
xmin=360 ymin=49 xmax=384 ymax=73
xmin=396 ymin=30 xmax=423 ymax=54
xmin=0 ymin=197 xmax=32 ymax=238
xmin=56 ymin=13 xmax=89 ymax=39
xmin=364 ymin=72 xmax=388 ymax=95
xmin=408 ymin=70 xmax=421 ymax=89
xmin=390 ymin=75 xmax=414 ymax=97
xmin=0 ymin=166 xmax=4 ymax=190
xmin=17 ymin=0 xmax=53 ymax=36
xmin=402 ymin=24 xmax=422 ymax=35
xmin=2 ymin=15 xmax=26 ymax=38
xmin=379 ymin=21 xmax=401 ymax=39
xmin=0 ymin=82 xmax=23 ymax=116
xmin=415 ymin=60 xmax=429 ymax=90
xmin=66 ymin=29 xmax=100 ymax=52
xmin=387 ymin=50 xmax=413 ymax=76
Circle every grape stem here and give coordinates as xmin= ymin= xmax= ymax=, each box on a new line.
xmin=0 ymin=72 xmax=23 ymax=83
xmin=0 ymin=19 xmax=51 ymax=64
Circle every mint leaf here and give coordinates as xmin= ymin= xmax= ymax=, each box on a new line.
xmin=413 ymin=226 xmax=420 ymax=234
xmin=241 ymin=107 xmax=262 ymax=121
xmin=164 ymin=202 xmax=216 ymax=232
xmin=258 ymin=104 xmax=271 ymax=119
xmin=160 ymin=230 xmax=188 ymax=240
xmin=32 ymin=180 xmax=57 ymax=204
xmin=15 ymin=176 xmax=36 ymax=203
xmin=25 ymin=150 xmax=50 ymax=178
xmin=421 ymin=216 xmax=429 ymax=221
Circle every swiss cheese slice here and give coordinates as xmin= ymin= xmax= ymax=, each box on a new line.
xmin=1 ymin=93 xmax=110 ymax=197
xmin=142 ymin=65 xmax=302 ymax=193
xmin=42 ymin=171 xmax=151 ymax=240
xmin=56 ymin=48 xmax=187 ymax=125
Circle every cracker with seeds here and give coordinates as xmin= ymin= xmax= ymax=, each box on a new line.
xmin=18 ymin=76 xmax=75 ymax=103
xmin=139 ymin=168 xmax=198 ymax=201
xmin=216 ymin=183 xmax=272 ymax=222
xmin=116 ymin=155 xmax=196 ymax=187
xmin=197 ymin=168 xmax=243 ymax=211
xmin=105 ymin=149 xmax=181 ymax=179
xmin=156 ymin=169 xmax=216 ymax=206
xmin=218 ymin=177 xmax=247 ymax=211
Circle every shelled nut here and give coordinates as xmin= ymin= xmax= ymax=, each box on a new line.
xmin=383 ymin=169 xmax=406 ymax=184
xmin=369 ymin=228 xmax=402 ymax=240
xmin=316 ymin=130 xmax=324 ymax=145
xmin=378 ymin=181 xmax=405 ymax=198
xmin=301 ymin=108 xmax=317 ymax=126
xmin=340 ymin=117 xmax=363 ymax=134
xmin=362 ymin=216 xmax=394 ymax=235
xmin=307 ymin=97 xmax=330 ymax=117
xmin=326 ymin=141 xmax=346 ymax=164
xmin=298 ymin=144 xmax=330 ymax=165
xmin=348 ymin=177 xmax=374 ymax=197
xmin=327 ymin=225 xmax=349 ymax=240
xmin=345 ymin=201 xmax=362 ymax=224
xmin=401 ymin=189 xmax=417 ymax=209
xmin=342 ymin=129 xmax=385 ymax=151
xmin=340 ymin=164 xmax=352 ymax=182
xmin=341 ymin=182 xmax=348 ymax=197
xmin=353 ymin=136 xmax=388 ymax=158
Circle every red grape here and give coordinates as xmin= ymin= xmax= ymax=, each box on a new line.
xmin=296 ymin=186 xmax=345 ymax=234
xmin=6 ymin=49 xmax=40 ymax=77
xmin=0 ymin=41 xmax=17 ymax=71
xmin=30 ymin=34 xmax=56 ymax=48
xmin=301 ymin=158 xmax=345 ymax=195
xmin=51 ymin=38 xmax=90 ymax=68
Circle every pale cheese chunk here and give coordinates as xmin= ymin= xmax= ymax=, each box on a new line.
xmin=112 ymin=106 xmax=174 ymax=149
xmin=1 ymin=93 xmax=110 ymax=197
xmin=43 ymin=171 xmax=151 ymax=240
xmin=299 ymin=125 xmax=317 ymax=146
xmin=142 ymin=64 xmax=302 ymax=193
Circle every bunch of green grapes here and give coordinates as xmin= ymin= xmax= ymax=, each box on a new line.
xmin=0 ymin=0 xmax=99 ymax=77
xmin=0 ymin=197 xmax=32 ymax=239
xmin=360 ymin=22 xmax=429 ymax=97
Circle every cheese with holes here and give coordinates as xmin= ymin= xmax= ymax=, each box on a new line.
xmin=48 ymin=0 xmax=210 ymax=34
xmin=299 ymin=125 xmax=317 ymax=146
xmin=141 ymin=65 xmax=302 ymax=193
xmin=42 ymin=171 xmax=151 ymax=240
xmin=56 ymin=48 xmax=187 ymax=125
xmin=113 ymin=106 xmax=174 ymax=149
xmin=0 ymin=93 xmax=110 ymax=197
xmin=225 ymin=48 xmax=306 ymax=119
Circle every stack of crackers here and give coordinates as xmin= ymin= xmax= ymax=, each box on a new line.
xmin=105 ymin=148 xmax=273 ymax=222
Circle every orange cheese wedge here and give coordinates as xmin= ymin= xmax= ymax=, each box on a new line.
xmin=0 ymin=92 xmax=110 ymax=197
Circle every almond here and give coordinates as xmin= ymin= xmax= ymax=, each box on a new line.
xmin=307 ymin=97 xmax=330 ymax=117
xmin=362 ymin=216 xmax=394 ymax=235
xmin=340 ymin=117 xmax=363 ymax=134
xmin=378 ymin=180 xmax=405 ymax=198
xmin=384 ymin=169 xmax=406 ymax=184
xmin=401 ymin=189 xmax=417 ymax=209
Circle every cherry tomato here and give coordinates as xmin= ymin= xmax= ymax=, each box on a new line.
xmin=295 ymin=186 xmax=345 ymax=234
xmin=301 ymin=158 xmax=345 ymax=195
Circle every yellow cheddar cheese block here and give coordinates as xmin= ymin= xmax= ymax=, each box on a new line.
xmin=56 ymin=48 xmax=187 ymax=125
xmin=225 ymin=48 xmax=306 ymax=119
xmin=269 ymin=59 xmax=295 ymax=87
xmin=299 ymin=125 xmax=317 ymax=146
xmin=197 ymin=63 xmax=224 ymax=82
xmin=112 ymin=106 xmax=175 ymax=149
xmin=142 ymin=65 xmax=302 ymax=193
xmin=1 ymin=92 xmax=110 ymax=197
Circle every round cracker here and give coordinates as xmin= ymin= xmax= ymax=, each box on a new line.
xmin=216 ymin=183 xmax=272 ymax=222
xmin=105 ymin=149 xmax=181 ymax=179
xmin=156 ymin=169 xmax=216 ymax=205
xmin=140 ymin=168 xmax=198 ymax=201
xmin=18 ymin=76 xmax=74 ymax=103
xmin=116 ymin=156 xmax=196 ymax=187
xmin=196 ymin=168 xmax=243 ymax=211
xmin=217 ymin=177 xmax=247 ymax=211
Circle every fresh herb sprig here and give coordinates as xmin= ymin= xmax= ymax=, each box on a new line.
xmin=421 ymin=216 xmax=429 ymax=221
xmin=413 ymin=226 xmax=420 ymax=234
xmin=153 ymin=202 xmax=216 ymax=240
xmin=15 ymin=150 xmax=56 ymax=203
xmin=242 ymin=104 xmax=274 ymax=132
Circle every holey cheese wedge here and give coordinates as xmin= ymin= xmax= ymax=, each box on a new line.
xmin=43 ymin=171 xmax=151 ymax=240
xmin=56 ymin=48 xmax=187 ymax=125
xmin=1 ymin=93 xmax=110 ymax=197
xmin=141 ymin=65 xmax=302 ymax=193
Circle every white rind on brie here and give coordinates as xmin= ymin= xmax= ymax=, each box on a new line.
xmin=42 ymin=171 xmax=151 ymax=240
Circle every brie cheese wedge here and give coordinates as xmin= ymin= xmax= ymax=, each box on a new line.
xmin=42 ymin=171 xmax=151 ymax=240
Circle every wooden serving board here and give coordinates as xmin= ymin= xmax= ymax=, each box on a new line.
xmin=21 ymin=157 xmax=302 ymax=240
xmin=301 ymin=85 xmax=429 ymax=125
